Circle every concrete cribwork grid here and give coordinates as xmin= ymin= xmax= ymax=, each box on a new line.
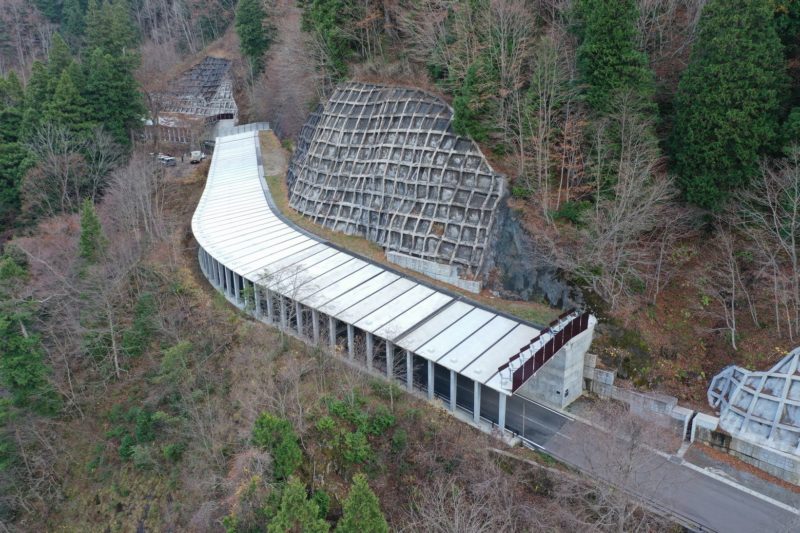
xmin=286 ymin=82 xmax=504 ymax=275
xmin=159 ymin=57 xmax=238 ymax=123
xmin=709 ymin=346 xmax=800 ymax=456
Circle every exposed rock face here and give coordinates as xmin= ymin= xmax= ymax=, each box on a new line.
xmin=286 ymin=82 xmax=504 ymax=274
xmin=488 ymin=204 xmax=582 ymax=309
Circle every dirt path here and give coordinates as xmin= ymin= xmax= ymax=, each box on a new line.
xmin=255 ymin=0 xmax=320 ymax=139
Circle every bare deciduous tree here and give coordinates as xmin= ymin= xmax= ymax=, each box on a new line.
xmin=732 ymin=148 xmax=800 ymax=341
xmin=540 ymin=98 xmax=689 ymax=310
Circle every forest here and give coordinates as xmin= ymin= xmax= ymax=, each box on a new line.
xmin=0 ymin=0 xmax=799 ymax=530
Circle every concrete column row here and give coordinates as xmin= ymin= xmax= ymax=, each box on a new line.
xmin=196 ymin=245 xmax=508 ymax=435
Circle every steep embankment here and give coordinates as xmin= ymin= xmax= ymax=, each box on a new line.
xmin=251 ymin=0 xmax=320 ymax=138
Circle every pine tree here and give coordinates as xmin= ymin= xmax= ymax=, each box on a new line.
xmin=671 ymin=0 xmax=787 ymax=210
xmin=79 ymin=198 xmax=106 ymax=262
xmin=268 ymin=478 xmax=329 ymax=533
xmin=335 ymin=473 xmax=388 ymax=533
xmin=235 ymin=0 xmax=272 ymax=71
xmin=574 ymin=0 xmax=654 ymax=114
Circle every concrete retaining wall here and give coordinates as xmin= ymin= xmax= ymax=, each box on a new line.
xmin=386 ymin=251 xmax=482 ymax=293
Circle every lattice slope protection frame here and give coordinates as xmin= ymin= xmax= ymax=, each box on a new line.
xmin=159 ymin=56 xmax=238 ymax=121
xmin=286 ymin=83 xmax=505 ymax=275
xmin=708 ymin=346 xmax=800 ymax=455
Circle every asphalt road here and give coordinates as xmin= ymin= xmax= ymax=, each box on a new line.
xmin=520 ymin=401 xmax=799 ymax=532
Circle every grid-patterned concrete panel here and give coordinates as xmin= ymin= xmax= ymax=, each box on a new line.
xmin=709 ymin=347 xmax=800 ymax=455
xmin=287 ymin=83 xmax=504 ymax=273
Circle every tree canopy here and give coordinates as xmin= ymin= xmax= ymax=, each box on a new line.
xmin=671 ymin=0 xmax=787 ymax=210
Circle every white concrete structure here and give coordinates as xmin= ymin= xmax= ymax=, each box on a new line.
xmin=192 ymin=124 xmax=597 ymax=443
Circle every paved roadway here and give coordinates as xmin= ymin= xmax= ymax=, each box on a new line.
xmin=522 ymin=401 xmax=799 ymax=532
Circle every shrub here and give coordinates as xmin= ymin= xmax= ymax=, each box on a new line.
xmin=342 ymin=431 xmax=372 ymax=464
xmin=252 ymin=412 xmax=303 ymax=480
xmin=367 ymin=406 xmax=395 ymax=436
xmin=162 ymin=442 xmax=186 ymax=462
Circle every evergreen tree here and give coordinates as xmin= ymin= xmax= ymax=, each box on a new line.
xmin=33 ymin=0 xmax=62 ymax=22
xmin=301 ymin=0 xmax=354 ymax=79
xmin=63 ymin=0 xmax=87 ymax=39
xmin=21 ymin=62 xmax=53 ymax=138
xmin=252 ymin=412 xmax=303 ymax=481
xmin=671 ymin=0 xmax=787 ymax=209
xmin=235 ymin=0 xmax=272 ymax=71
xmin=44 ymin=69 xmax=92 ymax=133
xmin=86 ymin=0 xmax=137 ymax=57
xmin=575 ymin=0 xmax=654 ymax=114
xmin=0 ymin=250 xmax=60 ymax=415
xmin=48 ymin=34 xmax=74 ymax=84
xmin=79 ymin=198 xmax=106 ymax=262
xmin=0 ymin=73 xmax=30 ymax=223
xmin=85 ymin=48 xmax=144 ymax=146
xmin=268 ymin=477 xmax=329 ymax=533
xmin=452 ymin=61 xmax=491 ymax=143
xmin=336 ymin=473 xmax=388 ymax=533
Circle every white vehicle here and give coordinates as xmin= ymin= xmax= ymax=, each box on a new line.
xmin=190 ymin=151 xmax=206 ymax=164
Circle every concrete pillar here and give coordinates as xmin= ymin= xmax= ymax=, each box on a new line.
xmin=386 ymin=342 xmax=394 ymax=379
xmin=427 ymin=360 xmax=434 ymax=401
xmin=328 ymin=316 xmax=336 ymax=350
xmin=312 ymin=309 xmax=320 ymax=344
xmin=233 ymin=274 xmax=241 ymax=302
xmin=254 ymin=283 xmax=262 ymax=317
xmin=266 ymin=289 xmax=274 ymax=322
xmin=347 ymin=324 xmax=355 ymax=359
xmin=498 ymin=394 xmax=507 ymax=432
xmin=449 ymin=370 xmax=457 ymax=412
xmin=216 ymin=260 xmax=223 ymax=288
xmin=295 ymin=301 xmax=303 ymax=336
xmin=279 ymin=297 xmax=287 ymax=329
xmin=366 ymin=333 xmax=374 ymax=371
xmin=473 ymin=381 xmax=481 ymax=424
xmin=406 ymin=350 xmax=413 ymax=392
